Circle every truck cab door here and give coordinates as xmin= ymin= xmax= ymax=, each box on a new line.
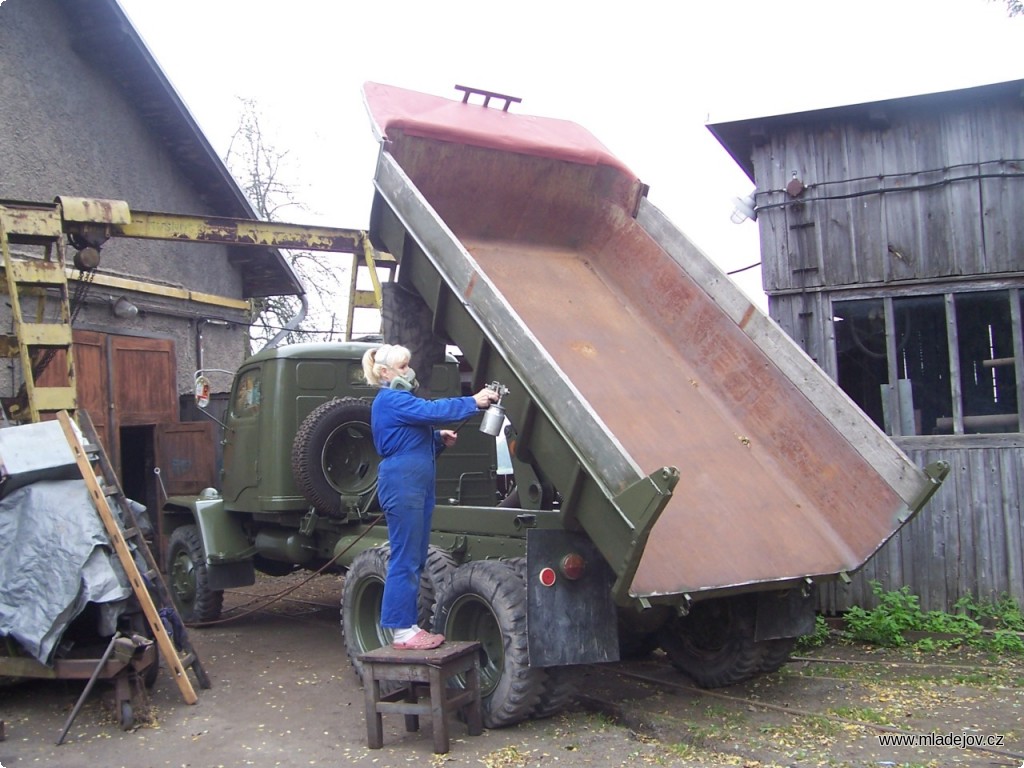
xmin=220 ymin=366 xmax=262 ymax=504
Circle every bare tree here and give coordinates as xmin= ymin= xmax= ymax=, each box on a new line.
xmin=994 ymin=0 xmax=1023 ymax=15
xmin=223 ymin=98 xmax=347 ymax=351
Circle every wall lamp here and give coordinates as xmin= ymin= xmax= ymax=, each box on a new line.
xmin=111 ymin=296 xmax=139 ymax=319
xmin=730 ymin=191 xmax=758 ymax=224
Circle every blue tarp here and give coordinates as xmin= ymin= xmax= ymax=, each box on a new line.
xmin=0 ymin=479 xmax=131 ymax=664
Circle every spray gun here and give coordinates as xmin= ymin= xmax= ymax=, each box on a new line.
xmin=479 ymin=381 xmax=510 ymax=436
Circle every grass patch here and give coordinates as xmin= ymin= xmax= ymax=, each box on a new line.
xmin=841 ymin=582 xmax=1024 ymax=654
xmin=829 ymin=705 xmax=891 ymax=725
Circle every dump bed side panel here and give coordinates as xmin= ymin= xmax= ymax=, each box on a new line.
xmin=365 ymin=83 xmax=940 ymax=597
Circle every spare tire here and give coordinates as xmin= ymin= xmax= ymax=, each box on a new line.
xmin=291 ymin=397 xmax=377 ymax=518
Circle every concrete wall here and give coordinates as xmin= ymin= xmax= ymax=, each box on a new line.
xmin=0 ymin=0 xmax=251 ymax=398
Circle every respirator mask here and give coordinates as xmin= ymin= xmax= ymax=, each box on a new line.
xmin=389 ymin=367 xmax=419 ymax=391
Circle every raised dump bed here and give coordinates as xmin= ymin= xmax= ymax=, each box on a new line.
xmin=363 ymin=82 xmax=947 ymax=604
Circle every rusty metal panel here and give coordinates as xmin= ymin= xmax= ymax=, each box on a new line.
xmin=366 ymin=84 xmax=944 ymax=598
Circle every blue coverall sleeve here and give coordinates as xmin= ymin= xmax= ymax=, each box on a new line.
xmin=391 ymin=394 xmax=479 ymax=427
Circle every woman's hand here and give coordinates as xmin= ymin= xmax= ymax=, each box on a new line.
xmin=440 ymin=429 xmax=458 ymax=447
xmin=473 ymin=388 xmax=500 ymax=409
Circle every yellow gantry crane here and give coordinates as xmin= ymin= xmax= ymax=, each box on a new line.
xmin=0 ymin=196 xmax=394 ymax=424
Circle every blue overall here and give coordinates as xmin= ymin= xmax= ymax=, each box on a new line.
xmin=372 ymin=386 xmax=479 ymax=629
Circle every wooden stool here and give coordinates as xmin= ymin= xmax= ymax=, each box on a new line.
xmin=358 ymin=640 xmax=483 ymax=754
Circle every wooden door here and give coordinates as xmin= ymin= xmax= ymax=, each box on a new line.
xmin=40 ymin=331 xmax=179 ymax=476
xmin=154 ymin=422 xmax=216 ymax=496
xmin=108 ymin=335 xmax=177 ymax=471
xmin=110 ymin=335 xmax=178 ymax=425
xmin=35 ymin=329 xmax=109 ymax=441
xmin=154 ymin=421 xmax=216 ymax=559
xmin=70 ymin=330 xmax=109 ymax=446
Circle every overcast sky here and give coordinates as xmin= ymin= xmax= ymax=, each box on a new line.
xmin=115 ymin=0 xmax=1023 ymax=308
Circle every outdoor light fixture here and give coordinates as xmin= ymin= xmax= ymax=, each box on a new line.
xmin=111 ymin=296 xmax=138 ymax=319
xmin=730 ymin=191 xmax=757 ymax=224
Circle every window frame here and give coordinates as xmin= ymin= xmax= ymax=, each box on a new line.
xmin=829 ymin=284 xmax=1023 ymax=439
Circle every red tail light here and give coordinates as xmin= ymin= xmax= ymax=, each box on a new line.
xmin=560 ymin=553 xmax=586 ymax=580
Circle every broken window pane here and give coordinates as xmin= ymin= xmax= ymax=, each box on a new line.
xmin=893 ymin=295 xmax=950 ymax=436
xmin=834 ymin=298 xmax=887 ymax=431
xmin=955 ymin=291 xmax=1018 ymax=433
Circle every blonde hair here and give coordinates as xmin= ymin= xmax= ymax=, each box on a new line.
xmin=362 ymin=344 xmax=411 ymax=386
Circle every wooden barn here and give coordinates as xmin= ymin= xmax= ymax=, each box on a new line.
xmin=709 ymin=79 xmax=1024 ymax=612
xmin=0 ymin=0 xmax=303 ymax=517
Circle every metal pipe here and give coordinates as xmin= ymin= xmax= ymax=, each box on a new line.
xmin=263 ymin=293 xmax=308 ymax=350
xmin=56 ymin=632 xmax=120 ymax=745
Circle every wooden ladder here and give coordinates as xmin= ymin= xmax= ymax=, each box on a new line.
xmin=0 ymin=206 xmax=78 ymax=423
xmin=56 ymin=410 xmax=211 ymax=704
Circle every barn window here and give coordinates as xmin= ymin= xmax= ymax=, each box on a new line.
xmin=833 ymin=289 xmax=1022 ymax=436
xmin=954 ymin=291 xmax=1018 ymax=433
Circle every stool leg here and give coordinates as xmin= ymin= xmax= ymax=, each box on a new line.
xmin=364 ymin=673 xmax=383 ymax=749
xmin=465 ymin=662 xmax=483 ymax=737
xmin=403 ymin=682 xmax=419 ymax=733
xmin=428 ymin=666 xmax=449 ymax=754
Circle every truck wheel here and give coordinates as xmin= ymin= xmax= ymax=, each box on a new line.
xmin=417 ymin=547 xmax=457 ymax=629
xmin=381 ymin=282 xmax=446 ymax=391
xmin=292 ymin=397 xmax=377 ymax=519
xmin=340 ymin=546 xmax=391 ymax=681
xmin=432 ymin=560 xmax=544 ymax=728
xmin=501 ymin=557 xmax=578 ymax=719
xmin=757 ymin=637 xmax=797 ymax=674
xmin=616 ymin=605 xmax=672 ymax=660
xmin=166 ymin=525 xmax=223 ymax=623
xmin=657 ymin=595 xmax=762 ymax=688
xmin=530 ymin=666 xmax=579 ymax=719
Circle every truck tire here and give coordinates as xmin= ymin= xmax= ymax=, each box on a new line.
xmin=340 ymin=544 xmax=458 ymax=682
xmin=381 ymin=282 xmax=446 ymax=391
xmin=340 ymin=546 xmax=391 ymax=682
xmin=531 ymin=666 xmax=579 ymax=720
xmin=432 ymin=560 xmax=544 ymax=728
xmin=757 ymin=637 xmax=797 ymax=674
xmin=616 ymin=605 xmax=672 ymax=660
xmin=166 ymin=524 xmax=224 ymax=623
xmin=502 ymin=557 xmax=579 ymax=720
xmin=657 ymin=595 xmax=762 ymax=688
xmin=292 ymin=397 xmax=377 ymax=519
xmin=417 ymin=547 xmax=457 ymax=629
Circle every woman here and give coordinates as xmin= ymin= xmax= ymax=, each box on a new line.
xmin=363 ymin=343 xmax=498 ymax=650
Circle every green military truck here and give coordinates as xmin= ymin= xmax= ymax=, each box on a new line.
xmin=160 ymin=83 xmax=948 ymax=728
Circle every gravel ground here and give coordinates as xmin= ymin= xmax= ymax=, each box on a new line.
xmin=1 ymin=573 xmax=1022 ymax=768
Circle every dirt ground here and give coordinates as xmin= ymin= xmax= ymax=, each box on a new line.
xmin=1 ymin=573 xmax=1022 ymax=768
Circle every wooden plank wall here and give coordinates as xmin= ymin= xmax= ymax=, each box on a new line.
xmin=754 ymin=99 xmax=1024 ymax=294
xmin=817 ymin=441 xmax=1024 ymax=613
xmin=755 ymin=90 xmax=1024 ymax=614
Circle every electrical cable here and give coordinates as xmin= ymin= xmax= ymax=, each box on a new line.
xmin=755 ymin=169 xmax=1024 ymax=214
xmin=727 ymin=262 xmax=761 ymax=275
